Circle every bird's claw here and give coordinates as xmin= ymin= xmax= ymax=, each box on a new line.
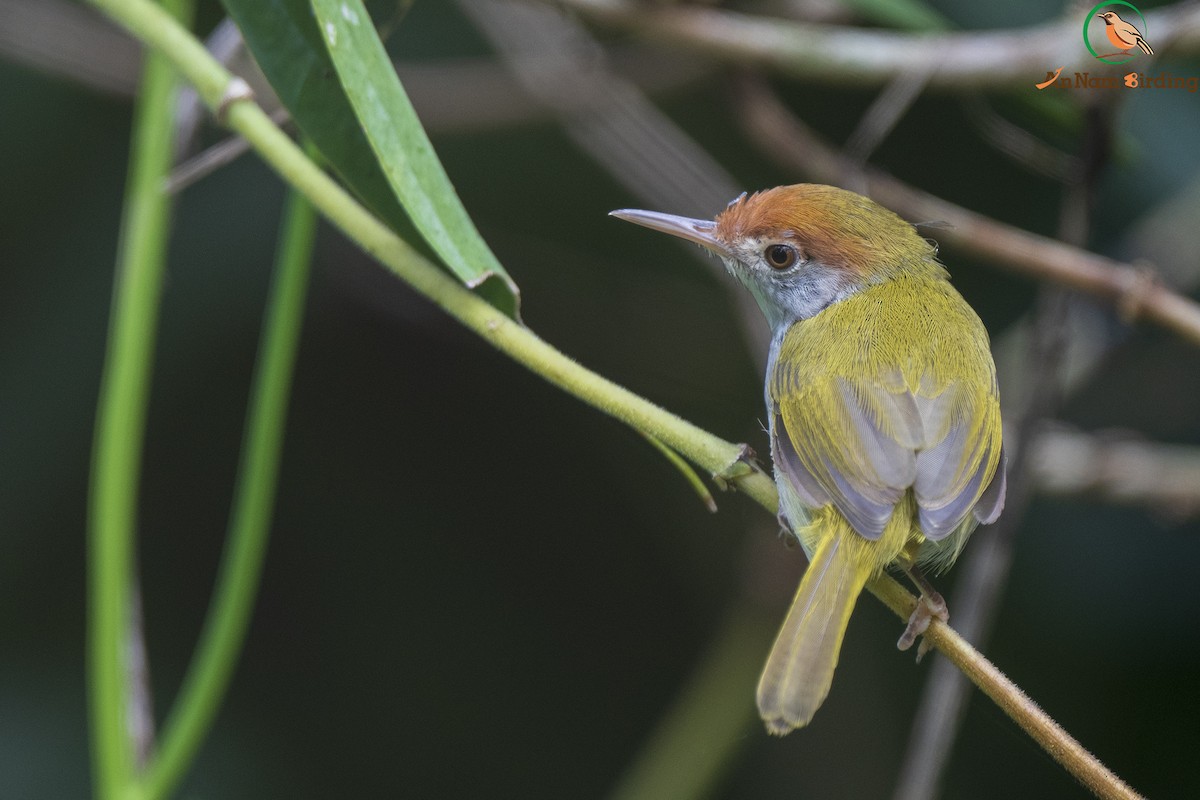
xmin=897 ymin=590 xmax=948 ymax=662
xmin=712 ymin=443 xmax=762 ymax=491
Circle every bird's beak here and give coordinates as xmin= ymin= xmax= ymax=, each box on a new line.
xmin=609 ymin=208 xmax=731 ymax=259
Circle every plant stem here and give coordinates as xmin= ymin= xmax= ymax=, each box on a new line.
xmin=639 ymin=431 xmax=719 ymax=513
xmin=866 ymin=579 xmax=1142 ymax=800
xmin=86 ymin=0 xmax=189 ymax=796
xmin=144 ymin=174 xmax=318 ymax=800
xmin=83 ymin=0 xmax=776 ymax=511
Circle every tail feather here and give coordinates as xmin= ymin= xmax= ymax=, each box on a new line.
xmin=756 ymin=533 xmax=872 ymax=735
xmin=1137 ymin=37 xmax=1153 ymax=55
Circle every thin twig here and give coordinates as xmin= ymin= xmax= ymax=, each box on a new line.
xmin=844 ymin=61 xmax=936 ymax=166
xmin=550 ymin=0 xmax=1200 ymax=89
xmin=639 ymin=430 xmax=719 ymax=513
xmin=961 ymin=97 xmax=1081 ymax=183
xmin=0 ymin=0 xmax=712 ymax=135
xmin=0 ymin=0 xmax=141 ymax=95
xmin=458 ymin=0 xmax=769 ymax=359
xmin=869 ymin=579 xmax=1143 ymax=800
xmin=146 ymin=154 xmax=319 ymax=800
xmin=896 ymin=96 xmax=1112 ymax=800
xmin=1032 ymin=426 xmax=1200 ymax=516
xmin=732 ymin=73 xmax=1200 ymax=349
xmin=166 ymin=107 xmax=292 ymax=194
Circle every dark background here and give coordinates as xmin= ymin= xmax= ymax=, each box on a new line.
xmin=2 ymin=1 xmax=1199 ymax=797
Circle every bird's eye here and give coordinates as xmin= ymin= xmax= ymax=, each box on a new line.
xmin=764 ymin=244 xmax=798 ymax=270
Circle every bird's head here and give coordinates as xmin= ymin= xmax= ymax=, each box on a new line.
xmin=611 ymin=184 xmax=938 ymax=331
xmin=1098 ymin=11 xmax=1118 ymax=24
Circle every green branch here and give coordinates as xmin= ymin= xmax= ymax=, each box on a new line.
xmin=84 ymin=1 xmax=1141 ymax=798
xmin=145 ymin=170 xmax=318 ymax=800
xmin=90 ymin=0 xmax=771 ymax=501
xmin=86 ymin=0 xmax=190 ymax=796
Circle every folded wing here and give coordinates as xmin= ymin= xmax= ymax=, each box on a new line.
xmin=773 ymin=371 xmax=1004 ymax=541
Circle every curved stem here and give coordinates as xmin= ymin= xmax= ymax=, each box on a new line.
xmin=86 ymin=0 xmax=189 ymax=795
xmin=145 ymin=175 xmax=318 ymax=800
xmin=89 ymin=0 xmax=775 ymax=503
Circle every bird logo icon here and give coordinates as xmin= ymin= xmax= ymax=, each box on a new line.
xmin=1086 ymin=2 xmax=1154 ymax=64
xmin=1098 ymin=11 xmax=1154 ymax=55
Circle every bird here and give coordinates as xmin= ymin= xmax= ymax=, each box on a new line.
xmin=1097 ymin=11 xmax=1154 ymax=55
xmin=611 ymin=185 xmax=1006 ymax=735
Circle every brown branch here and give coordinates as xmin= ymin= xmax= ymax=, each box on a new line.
xmin=0 ymin=0 xmax=142 ymax=95
xmin=732 ymin=73 xmax=1200 ymax=349
xmin=0 ymin=0 xmax=711 ymax=133
xmin=961 ymin=97 xmax=1081 ymax=183
xmin=869 ymin=578 xmax=1143 ymax=800
xmin=873 ymin=577 xmax=1144 ymax=800
xmin=897 ymin=98 xmax=1107 ymax=800
xmin=551 ymin=0 xmax=1200 ymax=89
xmin=458 ymin=0 xmax=770 ymax=361
xmin=845 ymin=65 xmax=934 ymax=164
xmin=1032 ymin=426 xmax=1200 ymax=517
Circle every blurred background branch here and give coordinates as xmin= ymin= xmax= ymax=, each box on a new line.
xmin=0 ymin=0 xmax=140 ymax=94
xmin=0 ymin=0 xmax=712 ymax=130
xmin=895 ymin=90 xmax=1112 ymax=799
xmin=732 ymin=73 xmax=1200 ymax=348
xmin=1031 ymin=425 xmax=1200 ymax=516
xmin=456 ymin=0 xmax=768 ymax=358
xmin=543 ymin=0 xmax=1200 ymax=88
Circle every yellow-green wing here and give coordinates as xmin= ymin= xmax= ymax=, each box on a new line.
xmin=770 ymin=277 xmax=1005 ymax=541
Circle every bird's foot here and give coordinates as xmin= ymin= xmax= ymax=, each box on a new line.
xmin=897 ymin=589 xmax=948 ymax=662
xmin=712 ymin=443 xmax=763 ymax=491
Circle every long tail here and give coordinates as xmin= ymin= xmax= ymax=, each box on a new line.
xmin=1137 ymin=37 xmax=1154 ymax=55
xmin=756 ymin=532 xmax=871 ymax=735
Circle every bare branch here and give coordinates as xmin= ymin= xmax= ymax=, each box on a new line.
xmin=1033 ymin=426 xmax=1200 ymax=517
xmin=844 ymin=63 xmax=935 ymax=165
xmin=961 ymin=97 xmax=1081 ymax=183
xmin=166 ymin=107 xmax=292 ymax=194
xmin=733 ymin=74 xmax=1200 ymax=349
xmin=459 ymin=0 xmax=769 ymax=359
xmin=0 ymin=0 xmax=141 ymax=95
xmin=0 ymin=0 xmax=710 ymax=134
xmin=551 ymin=0 xmax=1200 ymax=89
xmin=896 ymin=96 xmax=1112 ymax=799
xmin=869 ymin=578 xmax=1144 ymax=800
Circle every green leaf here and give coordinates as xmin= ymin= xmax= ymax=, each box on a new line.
xmin=220 ymin=0 xmax=520 ymax=317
